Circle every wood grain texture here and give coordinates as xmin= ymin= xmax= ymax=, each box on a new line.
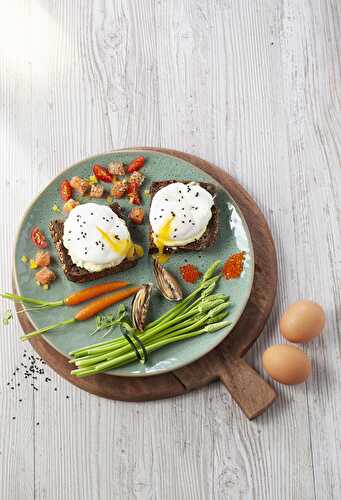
xmin=13 ymin=148 xmax=277 ymax=419
xmin=0 ymin=0 xmax=340 ymax=499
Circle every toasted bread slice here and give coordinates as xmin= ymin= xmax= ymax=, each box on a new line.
xmin=148 ymin=180 xmax=219 ymax=254
xmin=49 ymin=204 xmax=139 ymax=283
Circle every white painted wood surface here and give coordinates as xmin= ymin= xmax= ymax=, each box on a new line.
xmin=0 ymin=1 xmax=340 ymax=498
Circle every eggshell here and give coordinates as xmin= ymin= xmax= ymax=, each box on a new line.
xmin=262 ymin=344 xmax=311 ymax=385
xmin=280 ymin=300 xmax=325 ymax=343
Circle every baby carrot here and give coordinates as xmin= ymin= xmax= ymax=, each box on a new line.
xmin=64 ymin=281 xmax=129 ymax=305
xmin=20 ymin=286 xmax=141 ymax=341
xmin=74 ymin=287 xmax=140 ymax=321
xmin=2 ymin=281 xmax=129 ymax=309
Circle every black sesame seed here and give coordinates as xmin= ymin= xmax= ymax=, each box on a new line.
xmin=171 ymin=211 xmax=175 ymax=217
xmin=54 ymin=388 xmax=57 ymax=391
xmin=195 ymin=192 xmax=199 ymax=197
xmin=12 ymin=416 xmax=16 ymax=420
xmin=165 ymin=198 xmax=168 ymax=201
xmin=19 ymin=399 xmax=22 ymax=403
xmin=36 ymin=422 xmax=40 ymax=426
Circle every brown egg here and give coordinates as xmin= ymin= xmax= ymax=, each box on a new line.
xmin=280 ymin=300 xmax=325 ymax=343
xmin=262 ymin=344 xmax=311 ymax=385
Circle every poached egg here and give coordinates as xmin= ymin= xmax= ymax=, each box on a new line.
xmin=149 ymin=182 xmax=214 ymax=262
xmin=63 ymin=203 xmax=132 ymax=272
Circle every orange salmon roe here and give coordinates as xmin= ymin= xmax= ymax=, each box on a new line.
xmin=223 ymin=251 xmax=246 ymax=280
xmin=180 ymin=264 xmax=202 ymax=284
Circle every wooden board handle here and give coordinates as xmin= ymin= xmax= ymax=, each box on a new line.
xmin=218 ymin=354 xmax=277 ymax=420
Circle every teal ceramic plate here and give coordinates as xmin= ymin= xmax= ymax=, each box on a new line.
xmin=14 ymin=150 xmax=254 ymax=377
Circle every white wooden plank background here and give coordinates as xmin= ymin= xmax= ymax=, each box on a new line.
xmin=0 ymin=1 xmax=340 ymax=499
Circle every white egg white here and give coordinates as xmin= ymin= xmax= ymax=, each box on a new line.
xmin=63 ymin=203 xmax=131 ymax=272
xmin=149 ymin=182 xmax=214 ymax=246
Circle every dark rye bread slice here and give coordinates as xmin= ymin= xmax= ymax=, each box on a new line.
xmin=49 ymin=203 xmax=138 ymax=283
xmin=148 ymin=180 xmax=219 ymax=254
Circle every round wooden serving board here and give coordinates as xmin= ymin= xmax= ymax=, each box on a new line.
xmin=14 ymin=148 xmax=278 ymax=420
